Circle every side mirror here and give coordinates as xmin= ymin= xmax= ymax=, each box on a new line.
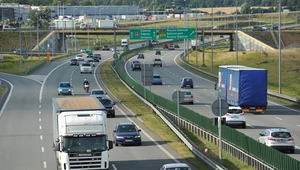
xmin=54 ymin=143 xmax=60 ymax=151
xmin=259 ymin=133 xmax=264 ymax=136
xmin=138 ymin=129 xmax=141 ymax=132
xmin=113 ymin=130 xmax=116 ymax=133
xmin=108 ymin=140 xmax=113 ymax=150
xmin=113 ymin=102 xmax=116 ymax=105
xmin=71 ymin=85 xmax=73 ymax=88
xmin=55 ymin=138 xmax=59 ymax=143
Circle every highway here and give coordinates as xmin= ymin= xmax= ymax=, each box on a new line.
xmin=125 ymin=49 xmax=300 ymax=160
xmin=0 ymin=44 xmax=197 ymax=169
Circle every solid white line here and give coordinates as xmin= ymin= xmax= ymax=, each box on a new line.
xmin=0 ymin=78 xmax=13 ymax=118
xmin=39 ymin=61 xmax=69 ymax=101
xmin=40 ymin=135 xmax=43 ymax=140
xmin=173 ymin=89 xmax=177 ymax=91
xmin=247 ymin=124 xmax=255 ymax=128
xmin=205 ymin=105 xmax=210 ymax=107
xmin=39 ymin=118 xmax=41 ymax=122
xmin=275 ymin=117 xmax=282 ymax=121
xmin=43 ymin=161 xmax=47 ymax=168
xmin=41 ymin=147 xmax=44 ymax=152
xmin=112 ymin=164 xmax=117 ymax=170
xmin=116 ymin=105 xmax=180 ymax=163
xmin=39 ymin=126 xmax=42 ymax=130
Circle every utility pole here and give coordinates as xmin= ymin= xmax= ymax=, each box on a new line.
xmin=278 ymin=0 xmax=282 ymax=94
xmin=37 ymin=11 xmax=40 ymax=62
xmin=235 ymin=0 xmax=238 ymax=65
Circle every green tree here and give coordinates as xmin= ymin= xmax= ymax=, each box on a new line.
xmin=26 ymin=7 xmax=51 ymax=28
xmin=241 ymin=2 xmax=251 ymax=14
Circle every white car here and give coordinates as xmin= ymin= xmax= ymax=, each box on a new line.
xmin=111 ymin=48 xmax=120 ymax=54
xmin=80 ymin=62 xmax=92 ymax=74
xmin=75 ymin=54 xmax=84 ymax=61
xmin=258 ymin=128 xmax=295 ymax=153
xmin=90 ymin=89 xmax=108 ymax=100
xmin=222 ymin=106 xmax=246 ymax=128
xmin=160 ymin=163 xmax=192 ymax=170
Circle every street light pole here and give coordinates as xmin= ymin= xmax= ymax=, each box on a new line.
xmin=279 ymin=0 xmax=282 ymax=94
xmin=211 ymin=7 xmax=214 ymax=73
xmin=18 ymin=4 xmax=22 ymax=73
xmin=235 ymin=0 xmax=238 ymax=65
xmin=196 ymin=5 xmax=198 ymax=67
xmin=36 ymin=11 xmax=40 ymax=62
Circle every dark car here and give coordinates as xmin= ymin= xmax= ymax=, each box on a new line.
xmin=174 ymin=44 xmax=179 ymax=48
xmin=69 ymin=59 xmax=79 ymax=66
xmin=181 ymin=77 xmax=194 ymax=88
xmin=93 ymin=54 xmax=101 ymax=62
xmin=98 ymin=98 xmax=115 ymax=118
xmin=131 ymin=60 xmax=141 ymax=68
xmin=155 ymin=50 xmax=161 ymax=55
xmin=103 ymin=45 xmax=110 ymax=50
xmin=132 ymin=62 xmax=142 ymax=71
xmin=14 ymin=48 xmax=26 ymax=54
xmin=113 ymin=122 xmax=142 ymax=146
xmin=137 ymin=53 xmax=144 ymax=59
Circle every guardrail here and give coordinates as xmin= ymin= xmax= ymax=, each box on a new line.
xmin=110 ymin=61 xmax=225 ymax=170
xmin=180 ymin=57 xmax=300 ymax=103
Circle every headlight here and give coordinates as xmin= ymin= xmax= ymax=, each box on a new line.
xmin=134 ymin=135 xmax=141 ymax=138
xmin=116 ymin=136 xmax=124 ymax=139
xmin=68 ymin=89 xmax=71 ymax=91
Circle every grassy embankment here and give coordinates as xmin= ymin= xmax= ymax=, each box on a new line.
xmin=100 ymin=60 xmax=255 ymax=170
xmin=0 ymin=85 xmax=5 ymax=96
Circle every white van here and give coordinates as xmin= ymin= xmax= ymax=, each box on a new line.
xmin=121 ymin=38 xmax=129 ymax=47
xmin=3 ymin=25 xmax=16 ymax=31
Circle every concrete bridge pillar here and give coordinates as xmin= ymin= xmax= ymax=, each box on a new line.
xmin=229 ymin=34 xmax=233 ymax=51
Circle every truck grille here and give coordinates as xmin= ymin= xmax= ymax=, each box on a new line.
xmin=69 ymin=153 xmax=102 ymax=169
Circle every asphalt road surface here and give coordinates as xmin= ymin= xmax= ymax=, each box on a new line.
xmin=125 ymin=48 xmax=300 ymax=161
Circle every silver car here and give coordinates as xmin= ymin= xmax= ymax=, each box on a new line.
xmin=160 ymin=163 xmax=192 ymax=170
xmin=258 ymin=128 xmax=295 ymax=153
xmin=90 ymin=89 xmax=108 ymax=100
xmin=179 ymin=90 xmax=194 ymax=104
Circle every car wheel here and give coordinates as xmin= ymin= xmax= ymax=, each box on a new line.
xmin=132 ymin=69 xmax=134 ymax=71
xmin=242 ymin=123 xmax=246 ymax=129
xmin=191 ymin=85 xmax=194 ymax=88
xmin=90 ymin=72 xmax=92 ymax=74
xmin=160 ymin=83 xmax=162 ymax=85
xmin=291 ymin=149 xmax=295 ymax=153
xmin=160 ymin=65 xmax=162 ymax=67
xmin=115 ymin=142 xmax=118 ymax=146
xmin=112 ymin=113 xmax=115 ymax=118
xmin=190 ymin=101 xmax=194 ymax=104
xmin=81 ymin=72 xmax=82 ymax=74
xmin=58 ymin=93 xmax=60 ymax=95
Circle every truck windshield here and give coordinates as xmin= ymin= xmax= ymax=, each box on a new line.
xmin=62 ymin=136 xmax=107 ymax=153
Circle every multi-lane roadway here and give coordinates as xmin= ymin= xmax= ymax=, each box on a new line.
xmin=0 ymin=46 xmax=197 ymax=169
xmin=125 ymin=48 xmax=300 ymax=160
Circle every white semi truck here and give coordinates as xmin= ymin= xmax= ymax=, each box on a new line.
xmin=52 ymin=96 xmax=113 ymax=170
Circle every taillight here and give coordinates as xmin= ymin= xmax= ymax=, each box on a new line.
xmin=240 ymin=113 xmax=245 ymax=116
xmin=225 ymin=113 xmax=230 ymax=116
xmin=288 ymin=137 xmax=294 ymax=141
xmin=267 ymin=137 xmax=276 ymax=141
xmin=190 ymin=95 xmax=193 ymax=98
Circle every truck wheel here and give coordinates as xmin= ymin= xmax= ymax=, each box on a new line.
xmin=112 ymin=113 xmax=115 ymax=118
xmin=160 ymin=65 xmax=162 ymax=67
xmin=90 ymin=72 xmax=92 ymax=74
xmin=191 ymin=85 xmax=193 ymax=88
xmin=242 ymin=123 xmax=246 ymax=129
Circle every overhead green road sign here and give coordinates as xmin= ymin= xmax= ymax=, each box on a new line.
xmin=159 ymin=28 xmax=196 ymax=39
xmin=130 ymin=28 xmax=157 ymax=40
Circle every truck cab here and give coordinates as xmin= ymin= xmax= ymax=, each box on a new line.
xmin=121 ymin=39 xmax=129 ymax=47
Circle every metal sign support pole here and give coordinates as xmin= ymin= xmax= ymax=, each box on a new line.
xmin=177 ymin=90 xmax=180 ymax=126
xmin=218 ymin=97 xmax=222 ymax=161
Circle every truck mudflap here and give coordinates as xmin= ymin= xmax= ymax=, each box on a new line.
xmin=242 ymin=106 xmax=267 ymax=113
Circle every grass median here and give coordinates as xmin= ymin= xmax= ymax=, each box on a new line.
xmin=100 ymin=59 xmax=254 ymax=170
xmin=0 ymin=85 xmax=5 ymax=96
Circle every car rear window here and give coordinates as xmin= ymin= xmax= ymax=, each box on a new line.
xmin=271 ymin=132 xmax=292 ymax=138
xmin=154 ymin=59 xmax=161 ymax=61
xmin=99 ymin=99 xmax=112 ymax=105
xmin=92 ymin=91 xmax=104 ymax=95
xmin=82 ymin=63 xmax=91 ymax=66
xmin=184 ymin=78 xmax=192 ymax=82
xmin=166 ymin=168 xmax=189 ymax=170
xmin=60 ymin=83 xmax=70 ymax=87
xmin=153 ymin=75 xmax=161 ymax=78
xmin=228 ymin=109 xmax=243 ymax=114
xmin=182 ymin=91 xmax=191 ymax=95
xmin=71 ymin=59 xmax=77 ymax=61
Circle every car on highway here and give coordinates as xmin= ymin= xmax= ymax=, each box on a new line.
xmin=90 ymin=89 xmax=108 ymax=100
xmin=113 ymin=122 xmax=142 ymax=146
xmin=160 ymin=163 xmax=192 ymax=170
xmin=14 ymin=48 xmax=26 ymax=54
xmin=132 ymin=62 xmax=142 ymax=71
xmin=93 ymin=54 xmax=101 ymax=62
xmin=80 ymin=48 xmax=86 ymax=53
xmin=98 ymin=98 xmax=115 ymax=118
xmin=258 ymin=128 xmax=295 ymax=153
xmin=155 ymin=50 xmax=161 ymax=55
xmin=168 ymin=45 xmax=175 ymax=50
xmin=86 ymin=59 xmax=95 ymax=67
xmin=80 ymin=62 xmax=92 ymax=74
xmin=131 ymin=60 xmax=141 ymax=67
xmin=57 ymin=82 xmax=73 ymax=95
xmin=140 ymin=43 xmax=146 ymax=47
xmin=137 ymin=53 xmax=145 ymax=59
xmin=3 ymin=25 xmax=16 ymax=31
xmin=75 ymin=54 xmax=84 ymax=61
xmin=181 ymin=77 xmax=194 ymax=88
xmin=252 ymin=25 xmax=263 ymax=31
xmin=102 ymin=45 xmax=110 ymax=50
xmin=179 ymin=90 xmax=194 ymax=104
xmin=222 ymin=106 xmax=246 ymax=128
xmin=153 ymin=58 xmax=162 ymax=67
xmin=174 ymin=44 xmax=180 ymax=48
xmin=152 ymin=74 xmax=163 ymax=85
xmin=162 ymin=43 xmax=168 ymax=49
xmin=69 ymin=58 xmax=79 ymax=66
xmin=151 ymin=40 xmax=159 ymax=44
xmin=111 ymin=48 xmax=120 ymax=54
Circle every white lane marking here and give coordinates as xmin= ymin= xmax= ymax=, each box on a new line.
xmin=116 ymin=105 xmax=180 ymax=163
xmin=195 ymin=100 xmax=199 ymax=102
xmin=39 ymin=105 xmax=41 ymax=108
xmin=112 ymin=164 xmax=117 ymax=170
xmin=0 ymin=78 xmax=13 ymax=118
xmin=173 ymin=89 xmax=177 ymax=91
xmin=39 ymin=118 xmax=41 ymax=122
xmin=39 ymin=61 xmax=69 ymax=101
xmin=70 ymin=67 xmax=78 ymax=84
xmin=43 ymin=161 xmax=47 ymax=168
xmin=39 ymin=126 xmax=42 ymax=130
xmin=174 ymin=54 xmax=215 ymax=84
xmin=41 ymin=147 xmax=44 ymax=152
xmin=204 ymin=89 xmax=207 ymax=91
xmin=275 ymin=117 xmax=282 ymax=121
xmin=205 ymin=105 xmax=210 ymax=107
xmin=297 ymin=125 xmax=300 ymax=128
xmin=40 ymin=135 xmax=43 ymax=140
xmin=247 ymin=124 xmax=254 ymax=128
xmin=211 ymin=92 xmax=215 ymax=94
xmin=39 ymin=111 xmax=41 ymax=114
xmin=268 ymin=100 xmax=300 ymax=115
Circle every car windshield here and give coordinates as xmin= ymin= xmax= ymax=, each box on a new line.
xmin=92 ymin=90 xmax=104 ymax=95
xmin=82 ymin=63 xmax=91 ymax=66
xmin=271 ymin=132 xmax=292 ymax=138
xmin=228 ymin=109 xmax=242 ymax=114
xmin=154 ymin=59 xmax=161 ymax=61
xmin=182 ymin=91 xmax=191 ymax=95
xmin=117 ymin=125 xmax=137 ymax=133
xmin=133 ymin=61 xmax=140 ymax=63
xmin=166 ymin=168 xmax=190 ymax=170
xmin=99 ymin=99 xmax=112 ymax=105
xmin=184 ymin=78 xmax=192 ymax=82
xmin=153 ymin=75 xmax=161 ymax=78
xmin=60 ymin=83 xmax=70 ymax=87
xmin=62 ymin=136 xmax=107 ymax=153
xmin=71 ymin=59 xmax=77 ymax=61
